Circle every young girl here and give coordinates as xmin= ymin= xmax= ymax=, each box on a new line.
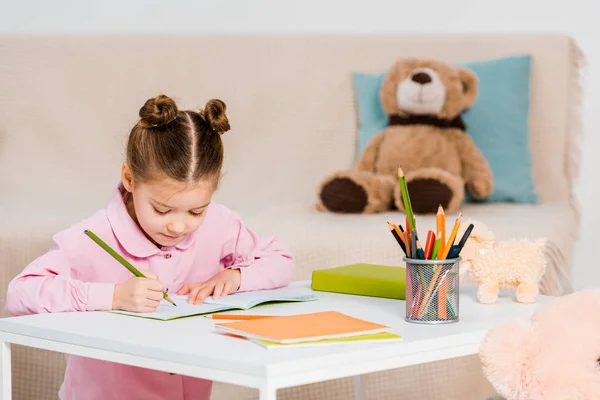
xmin=5 ymin=94 xmax=295 ymax=400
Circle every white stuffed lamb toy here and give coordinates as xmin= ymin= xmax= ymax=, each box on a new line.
xmin=456 ymin=219 xmax=547 ymax=304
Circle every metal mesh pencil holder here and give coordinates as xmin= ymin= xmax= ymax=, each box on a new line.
xmin=404 ymin=256 xmax=461 ymax=324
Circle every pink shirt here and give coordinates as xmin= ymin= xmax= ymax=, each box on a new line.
xmin=5 ymin=185 xmax=294 ymax=400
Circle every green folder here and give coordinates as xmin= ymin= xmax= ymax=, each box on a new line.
xmin=311 ymin=263 xmax=406 ymax=300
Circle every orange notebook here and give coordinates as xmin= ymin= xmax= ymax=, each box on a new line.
xmin=214 ymin=311 xmax=390 ymax=344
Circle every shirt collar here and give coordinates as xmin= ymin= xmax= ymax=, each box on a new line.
xmin=106 ymin=184 xmax=196 ymax=258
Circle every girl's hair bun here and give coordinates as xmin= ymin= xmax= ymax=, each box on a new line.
xmin=139 ymin=94 xmax=179 ymax=128
xmin=201 ymin=99 xmax=230 ymax=135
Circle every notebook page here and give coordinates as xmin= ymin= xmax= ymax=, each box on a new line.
xmin=110 ymin=295 xmax=231 ymax=320
xmin=203 ymin=285 xmax=319 ymax=309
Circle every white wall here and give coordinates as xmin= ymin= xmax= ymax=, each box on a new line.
xmin=2 ymin=0 xmax=599 ymax=290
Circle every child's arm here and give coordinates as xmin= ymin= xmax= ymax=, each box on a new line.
xmin=220 ymin=212 xmax=295 ymax=292
xmin=5 ymin=236 xmax=114 ymax=316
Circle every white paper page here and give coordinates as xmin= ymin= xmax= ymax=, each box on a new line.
xmin=110 ymin=295 xmax=231 ymax=321
xmin=203 ymin=285 xmax=319 ymax=309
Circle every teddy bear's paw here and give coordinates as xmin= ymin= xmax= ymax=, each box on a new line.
xmin=516 ymin=283 xmax=538 ymax=303
xmin=408 ymin=179 xmax=452 ymax=214
xmin=467 ymin=178 xmax=493 ymax=200
xmin=318 ymin=171 xmax=394 ymax=214
xmin=319 ymin=176 xmax=368 ymax=213
xmin=478 ymin=283 xmax=500 ymax=304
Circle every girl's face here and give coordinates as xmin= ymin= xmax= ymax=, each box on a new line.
xmin=121 ymin=164 xmax=215 ymax=248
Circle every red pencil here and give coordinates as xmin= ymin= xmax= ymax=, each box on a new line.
xmin=423 ymin=230 xmax=436 ymax=260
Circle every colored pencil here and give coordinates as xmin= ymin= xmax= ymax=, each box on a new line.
xmin=397 ymin=220 xmax=406 ymax=234
xmin=411 ymin=282 xmax=423 ymax=319
xmin=436 ymin=268 xmax=457 ymax=319
xmin=439 ymin=212 xmax=463 ymax=260
xmin=447 ymin=245 xmax=461 ymax=259
xmin=416 ymin=231 xmax=425 ymax=260
xmin=454 ymin=223 xmax=475 ymax=255
xmin=423 ymin=230 xmax=435 ymax=260
xmin=438 ymin=284 xmax=448 ymax=318
xmin=84 ymin=229 xmax=177 ymax=307
xmin=387 ymin=217 xmax=406 ymax=246
xmin=436 ymin=205 xmax=446 ymax=259
xmin=431 ymin=232 xmax=441 ymax=260
xmin=388 ymin=221 xmax=407 ymax=255
xmin=398 ymin=165 xmax=416 ymax=232
xmin=405 ymin=216 xmax=412 ymax=254
xmin=411 ymin=230 xmax=417 ymax=259
xmin=404 ymin=231 xmax=412 ymax=257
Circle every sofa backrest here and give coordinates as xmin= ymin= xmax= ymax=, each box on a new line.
xmin=0 ymin=34 xmax=583 ymax=223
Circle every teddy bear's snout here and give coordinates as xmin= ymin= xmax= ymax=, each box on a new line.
xmin=411 ymin=72 xmax=432 ymax=85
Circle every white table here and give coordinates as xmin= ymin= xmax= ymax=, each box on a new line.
xmin=0 ymin=281 xmax=552 ymax=400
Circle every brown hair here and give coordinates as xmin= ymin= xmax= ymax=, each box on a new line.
xmin=126 ymin=94 xmax=230 ymax=187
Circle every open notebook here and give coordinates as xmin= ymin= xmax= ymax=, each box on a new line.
xmin=110 ymin=285 xmax=319 ymax=321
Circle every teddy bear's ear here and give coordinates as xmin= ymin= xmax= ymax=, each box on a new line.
xmin=457 ymin=67 xmax=478 ymax=109
xmin=380 ymin=59 xmax=418 ymax=115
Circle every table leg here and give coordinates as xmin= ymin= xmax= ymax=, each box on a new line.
xmin=353 ymin=375 xmax=365 ymax=400
xmin=1 ymin=340 xmax=11 ymax=400
xmin=259 ymin=383 xmax=277 ymax=400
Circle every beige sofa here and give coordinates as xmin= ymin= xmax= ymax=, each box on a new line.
xmin=0 ymin=34 xmax=584 ymax=399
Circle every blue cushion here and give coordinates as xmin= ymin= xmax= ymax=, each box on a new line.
xmin=351 ymin=54 xmax=538 ymax=204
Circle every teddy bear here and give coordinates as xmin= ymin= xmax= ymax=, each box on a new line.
xmin=317 ymin=58 xmax=494 ymax=215
xmin=479 ymin=288 xmax=600 ymax=399
xmin=455 ymin=219 xmax=547 ymax=304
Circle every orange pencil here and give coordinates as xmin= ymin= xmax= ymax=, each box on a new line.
xmin=438 ymin=278 xmax=448 ymax=319
xmin=387 ymin=217 xmax=406 ymax=246
xmin=436 ymin=205 xmax=446 ymax=260
xmin=387 ymin=220 xmax=407 ymax=255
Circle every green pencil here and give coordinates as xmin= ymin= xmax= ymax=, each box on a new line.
xmin=397 ymin=165 xmax=416 ymax=232
xmin=431 ymin=238 xmax=441 ymax=260
xmin=84 ymin=229 xmax=176 ymax=307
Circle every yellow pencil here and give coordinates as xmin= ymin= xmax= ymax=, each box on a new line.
xmin=439 ymin=212 xmax=462 ymax=260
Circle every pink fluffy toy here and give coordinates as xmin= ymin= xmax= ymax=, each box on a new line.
xmin=480 ymin=288 xmax=600 ymax=400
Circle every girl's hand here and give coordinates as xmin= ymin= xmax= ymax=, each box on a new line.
xmin=112 ymin=270 xmax=164 ymax=312
xmin=177 ymin=269 xmax=241 ymax=304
